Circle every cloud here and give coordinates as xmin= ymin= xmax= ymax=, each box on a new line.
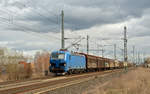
xmin=0 ymin=0 xmax=150 ymax=60
xmin=1 ymin=0 xmax=150 ymax=32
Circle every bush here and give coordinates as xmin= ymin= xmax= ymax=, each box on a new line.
xmin=4 ymin=63 xmax=32 ymax=81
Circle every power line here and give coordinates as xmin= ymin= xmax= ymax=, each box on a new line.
xmin=0 ymin=16 xmax=80 ymax=48
xmin=0 ymin=10 xmax=60 ymax=33
xmin=26 ymin=0 xmax=58 ymax=17
xmin=0 ymin=17 xmax=9 ymax=21
xmin=65 ymin=37 xmax=85 ymax=50
xmin=0 ymin=2 xmax=60 ymax=32
xmin=0 ymin=20 xmax=61 ymax=41
xmin=0 ymin=12 xmax=77 ymax=46
xmin=0 ymin=8 xmax=61 ymax=40
xmin=25 ymin=0 xmax=58 ymax=24
xmin=113 ymin=0 xmax=125 ymax=22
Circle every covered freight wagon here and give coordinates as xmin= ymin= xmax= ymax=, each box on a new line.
xmin=123 ymin=62 xmax=128 ymax=67
xmin=97 ymin=57 xmax=105 ymax=69
xmin=80 ymin=53 xmax=102 ymax=71
xmin=85 ymin=54 xmax=97 ymax=70
xmin=109 ymin=59 xmax=115 ymax=69
xmin=79 ymin=53 xmax=111 ymax=71
xmin=119 ymin=61 xmax=124 ymax=68
xmin=114 ymin=60 xmax=119 ymax=68
xmin=103 ymin=58 xmax=110 ymax=69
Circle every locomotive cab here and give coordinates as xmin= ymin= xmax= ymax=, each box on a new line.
xmin=50 ymin=51 xmax=68 ymax=74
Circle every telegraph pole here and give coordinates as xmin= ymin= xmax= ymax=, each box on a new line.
xmin=124 ymin=26 xmax=128 ymax=62
xmin=114 ymin=44 xmax=116 ymax=60
xmin=61 ymin=10 xmax=65 ymax=49
xmin=87 ymin=35 xmax=89 ymax=54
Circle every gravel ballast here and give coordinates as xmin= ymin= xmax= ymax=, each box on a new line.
xmin=44 ymin=69 xmax=130 ymax=94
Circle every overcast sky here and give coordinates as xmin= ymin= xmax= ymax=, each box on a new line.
xmin=0 ymin=0 xmax=150 ymax=61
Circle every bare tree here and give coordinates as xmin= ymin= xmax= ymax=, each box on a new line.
xmin=0 ymin=52 xmax=32 ymax=81
xmin=34 ymin=51 xmax=50 ymax=76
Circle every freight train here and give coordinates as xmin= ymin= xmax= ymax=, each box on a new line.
xmin=49 ymin=50 xmax=132 ymax=75
xmin=144 ymin=58 xmax=150 ymax=68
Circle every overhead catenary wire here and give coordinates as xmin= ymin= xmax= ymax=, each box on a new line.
xmin=113 ymin=0 xmax=125 ymax=22
xmin=0 ymin=16 xmax=79 ymax=50
xmin=0 ymin=4 xmax=63 ymax=40
xmin=0 ymin=17 xmax=78 ymax=47
xmin=0 ymin=20 xmax=61 ymax=41
xmin=0 ymin=1 xmax=60 ymax=32
xmin=0 ymin=1 xmax=97 ymax=52
xmin=26 ymin=0 xmax=58 ymax=16
xmin=25 ymin=0 xmax=58 ymax=24
xmin=0 ymin=13 xmax=59 ymax=34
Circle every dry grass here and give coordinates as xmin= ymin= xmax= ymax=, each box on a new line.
xmin=0 ymin=63 xmax=33 ymax=81
xmin=83 ymin=67 xmax=150 ymax=94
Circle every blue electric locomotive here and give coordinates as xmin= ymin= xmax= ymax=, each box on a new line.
xmin=49 ymin=50 xmax=86 ymax=74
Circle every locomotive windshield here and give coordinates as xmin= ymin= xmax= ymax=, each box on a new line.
xmin=51 ymin=53 xmax=65 ymax=60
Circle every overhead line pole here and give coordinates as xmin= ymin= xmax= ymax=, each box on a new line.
xmin=136 ymin=51 xmax=138 ymax=64
xmin=133 ymin=46 xmax=135 ymax=63
xmin=138 ymin=52 xmax=140 ymax=65
xmin=114 ymin=44 xmax=117 ymax=60
xmin=61 ymin=10 xmax=65 ymax=49
xmin=87 ymin=35 xmax=89 ymax=54
xmin=124 ymin=26 xmax=128 ymax=62
xmin=143 ymin=52 xmax=146 ymax=63
xmin=102 ymin=47 xmax=104 ymax=57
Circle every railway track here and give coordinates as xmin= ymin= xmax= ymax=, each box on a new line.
xmin=0 ymin=76 xmax=55 ymax=86
xmin=0 ymin=69 xmax=129 ymax=94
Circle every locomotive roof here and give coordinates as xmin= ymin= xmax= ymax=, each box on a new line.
xmin=51 ymin=51 xmax=84 ymax=56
